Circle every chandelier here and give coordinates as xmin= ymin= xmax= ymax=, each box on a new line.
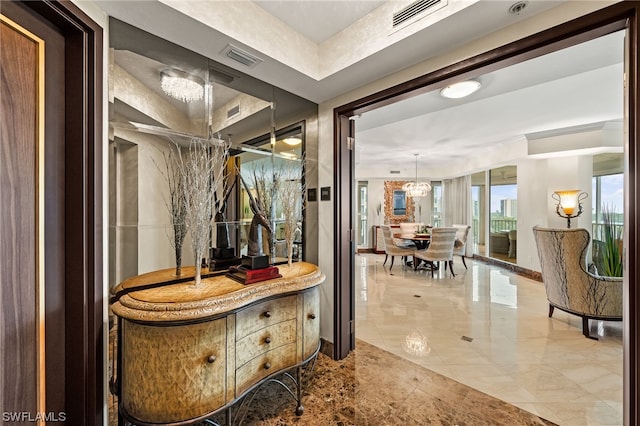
xmin=402 ymin=154 xmax=431 ymax=197
xmin=160 ymin=69 xmax=204 ymax=103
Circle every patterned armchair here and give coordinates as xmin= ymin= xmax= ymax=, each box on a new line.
xmin=452 ymin=224 xmax=471 ymax=269
xmin=532 ymin=226 xmax=623 ymax=339
xmin=381 ymin=225 xmax=414 ymax=270
xmin=413 ymin=227 xmax=458 ymax=278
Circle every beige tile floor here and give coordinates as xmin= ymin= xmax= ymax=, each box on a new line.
xmin=355 ymin=253 xmax=623 ymax=426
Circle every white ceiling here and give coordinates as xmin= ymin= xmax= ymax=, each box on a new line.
xmin=97 ymin=0 xmax=623 ymax=176
xmin=355 ymin=30 xmax=625 ymax=176
xmin=253 ymin=0 xmax=386 ymax=44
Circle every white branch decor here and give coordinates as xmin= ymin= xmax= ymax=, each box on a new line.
xmin=155 ymin=144 xmax=188 ymax=276
xmin=175 ymin=137 xmax=230 ymax=286
xmin=276 ymin=159 xmax=306 ymax=266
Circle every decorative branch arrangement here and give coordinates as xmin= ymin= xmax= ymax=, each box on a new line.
xmin=175 ymin=137 xmax=230 ymax=286
xmin=251 ymin=164 xmax=280 ymax=260
xmin=157 ymin=144 xmax=188 ymax=276
xmin=276 ymin=160 xmax=306 ymax=265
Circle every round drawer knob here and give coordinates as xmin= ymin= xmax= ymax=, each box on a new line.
xmin=264 ymin=362 xmax=271 ymax=370
xmin=264 ymin=311 xmax=272 ymax=318
xmin=207 ymin=355 xmax=217 ymax=364
xmin=264 ymin=337 xmax=272 ymax=344
xmin=308 ymin=313 xmax=316 ymax=320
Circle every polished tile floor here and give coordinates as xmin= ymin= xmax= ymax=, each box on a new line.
xmin=355 ymin=253 xmax=623 ymax=426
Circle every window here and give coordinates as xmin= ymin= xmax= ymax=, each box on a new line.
xmin=357 ymin=181 xmax=368 ymax=246
xmin=471 ymin=171 xmax=486 ymax=256
xmin=489 ymin=166 xmax=517 ymax=263
xmin=592 ymin=153 xmax=624 ymax=240
xmin=431 ymin=181 xmax=442 ymax=227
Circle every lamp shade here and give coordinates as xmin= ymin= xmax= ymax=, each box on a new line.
xmin=553 ymin=190 xmax=581 ymax=215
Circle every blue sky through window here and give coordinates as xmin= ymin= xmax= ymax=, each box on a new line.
xmin=491 ymin=184 xmax=517 ymax=214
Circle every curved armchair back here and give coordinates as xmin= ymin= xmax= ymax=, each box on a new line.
xmin=532 ymin=226 xmax=622 ymax=319
xmin=452 ymin=224 xmax=471 ymax=256
xmin=399 ymin=222 xmax=423 ymax=233
xmin=418 ymin=227 xmax=457 ymax=262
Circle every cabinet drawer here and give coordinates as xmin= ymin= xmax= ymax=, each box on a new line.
xmin=302 ymin=287 xmax=320 ymax=360
xmin=235 ymin=342 xmax=298 ymax=395
xmin=236 ymin=295 xmax=297 ymax=339
xmin=236 ymin=319 xmax=297 ymax=367
xmin=121 ymin=319 xmax=226 ymax=423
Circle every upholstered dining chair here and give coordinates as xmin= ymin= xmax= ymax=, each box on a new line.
xmin=452 ymin=224 xmax=471 ymax=269
xmin=381 ymin=225 xmax=414 ymax=270
xmin=532 ymin=226 xmax=622 ymax=339
xmin=413 ymin=227 xmax=458 ymax=277
xmin=399 ymin=222 xmax=424 ymax=234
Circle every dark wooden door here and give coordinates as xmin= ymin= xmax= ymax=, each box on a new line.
xmin=0 ymin=12 xmax=48 ymax=418
xmin=1 ymin=1 xmax=103 ymax=424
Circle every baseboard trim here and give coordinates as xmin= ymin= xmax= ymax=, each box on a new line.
xmin=320 ymin=338 xmax=334 ymax=358
xmin=472 ymin=255 xmax=542 ymax=282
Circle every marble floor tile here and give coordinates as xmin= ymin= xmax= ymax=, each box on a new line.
xmin=109 ymin=253 xmax=620 ymax=425
xmin=355 ymin=253 xmax=623 ymax=426
xmin=109 ymin=338 xmax=554 ymax=425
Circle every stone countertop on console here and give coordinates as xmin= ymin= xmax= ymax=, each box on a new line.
xmin=111 ymin=262 xmax=324 ymax=322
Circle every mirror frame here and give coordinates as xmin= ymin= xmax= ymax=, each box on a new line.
xmin=384 ymin=180 xmax=415 ymax=224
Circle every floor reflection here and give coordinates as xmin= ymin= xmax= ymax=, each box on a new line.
xmin=355 ymin=253 xmax=623 ymax=425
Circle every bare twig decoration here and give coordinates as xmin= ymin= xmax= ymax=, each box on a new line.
xmin=276 ymin=158 xmax=306 ymax=265
xmin=175 ymin=137 xmax=230 ymax=286
xmin=162 ymin=145 xmax=188 ymax=276
xmin=239 ymin=173 xmax=272 ymax=257
xmin=251 ymin=164 xmax=280 ymax=259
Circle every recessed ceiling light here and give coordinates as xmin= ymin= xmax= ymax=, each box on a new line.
xmin=283 ymin=137 xmax=302 ymax=146
xmin=508 ymin=1 xmax=529 ymax=15
xmin=440 ymin=80 xmax=481 ymax=99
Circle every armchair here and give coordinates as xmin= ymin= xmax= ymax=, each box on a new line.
xmin=532 ymin=226 xmax=622 ymax=339
xmin=381 ymin=225 xmax=414 ymax=270
xmin=399 ymin=222 xmax=424 ymax=234
xmin=413 ymin=227 xmax=458 ymax=278
xmin=452 ymin=224 xmax=471 ymax=269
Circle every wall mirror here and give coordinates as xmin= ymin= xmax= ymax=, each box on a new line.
xmin=384 ymin=181 xmax=415 ymax=224
xmin=107 ymin=18 xmax=317 ymax=287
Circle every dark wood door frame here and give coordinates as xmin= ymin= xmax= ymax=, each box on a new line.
xmin=6 ymin=1 xmax=104 ymax=423
xmin=333 ymin=115 xmax=356 ymax=359
xmin=334 ymin=2 xmax=639 ymax=423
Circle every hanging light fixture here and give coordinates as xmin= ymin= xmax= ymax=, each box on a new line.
xmin=160 ymin=69 xmax=204 ymax=103
xmin=402 ymin=154 xmax=431 ymax=197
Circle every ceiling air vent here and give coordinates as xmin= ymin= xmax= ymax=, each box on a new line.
xmin=221 ymin=44 xmax=263 ymax=68
xmin=227 ymin=105 xmax=240 ymax=119
xmin=390 ymin=170 xmax=401 ymax=174
xmin=393 ymin=0 xmax=443 ymax=28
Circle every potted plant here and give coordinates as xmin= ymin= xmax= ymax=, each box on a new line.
xmin=596 ymin=204 xmax=623 ymax=277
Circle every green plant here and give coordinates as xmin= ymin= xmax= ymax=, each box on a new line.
xmin=599 ymin=204 xmax=623 ymax=277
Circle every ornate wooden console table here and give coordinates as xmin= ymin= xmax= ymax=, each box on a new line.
xmin=110 ymin=262 xmax=325 ymax=425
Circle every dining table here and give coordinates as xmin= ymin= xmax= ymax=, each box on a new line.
xmin=393 ymin=232 xmax=433 ymax=270
xmin=393 ymin=232 xmax=431 ymax=250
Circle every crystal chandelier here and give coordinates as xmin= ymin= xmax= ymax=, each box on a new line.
xmin=160 ymin=69 xmax=204 ymax=103
xmin=402 ymin=154 xmax=431 ymax=197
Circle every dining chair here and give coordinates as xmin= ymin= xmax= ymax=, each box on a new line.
xmin=413 ymin=227 xmax=458 ymax=277
xmin=452 ymin=224 xmax=471 ymax=269
xmin=399 ymin=222 xmax=423 ymax=234
xmin=381 ymin=225 xmax=415 ymax=270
